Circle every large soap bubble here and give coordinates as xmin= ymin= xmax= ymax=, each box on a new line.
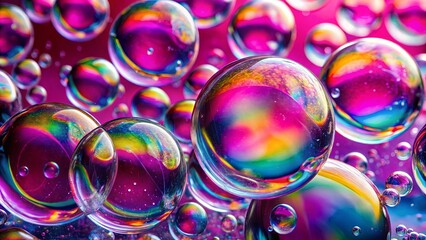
xmin=245 ymin=159 xmax=391 ymax=239
xmin=109 ymin=1 xmax=199 ymax=87
xmin=0 ymin=103 xmax=100 ymax=225
xmin=192 ymin=56 xmax=335 ymax=199
xmin=320 ymin=38 xmax=423 ymax=144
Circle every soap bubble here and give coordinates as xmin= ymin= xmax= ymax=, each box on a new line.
xmin=228 ymin=0 xmax=295 ymax=58
xmin=0 ymin=70 xmax=22 ymax=125
xmin=38 ymin=53 xmax=51 ymax=68
xmin=396 ymin=224 xmax=407 ymax=236
xmin=112 ymin=103 xmax=129 ymax=118
xmin=0 ymin=103 xmax=100 ymax=225
xmin=26 ymin=85 xmax=47 ymax=105
xmin=51 ymin=0 xmax=109 ymax=41
xmin=23 ymin=0 xmax=55 ymax=23
xmin=164 ymin=100 xmax=195 ymax=143
xmin=66 ymin=58 xmax=120 ymax=112
xmin=386 ymin=0 xmax=426 ymax=46
xmin=86 ymin=118 xmax=187 ymax=233
xmin=385 ymin=171 xmax=413 ymax=197
xmin=0 ymin=4 xmax=34 ymax=66
xmin=109 ymin=1 xmax=199 ymax=87
xmin=131 ymin=87 xmax=170 ymax=122
xmin=207 ymin=48 xmax=226 ymax=68
xmin=336 ymin=0 xmax=385 ymax=36
xmin=221 ymin=214 xmax=238 ymax=233
xmin=11 ymin=59 xmax=41 ymax=89
xmin=192 ymin=56 xmax=334 ymax=199
xmin=352 ymin=226 xmax=361 ymax=236
xmin=270 ymin=204 xmax=297 ymax=235
xmin=286 ymin=0 xmax=327 ymax=11
xmin=183 ymin=64 xmax=218 ymax=99
xmin=381 ymin=188 xmax=400 ymax=207
xmin=305 ymin=23 xmax=347 ymax=66
xmin=395 ymin=141 xmax=412 ymax=161
xmin=320 ymin=38 xmax=423 ymax=144
xmin=245 ymin=159 xmax=390 ymax=239
xmin=187 ymin=153 xmax=250 ymax=212
xmin=342 ymin=152 xmax=368 ymax=173
xmin=176 ymin=0 xmax=235 ymax=29
xmin=174 ymin=202 xmax=207 ymax=236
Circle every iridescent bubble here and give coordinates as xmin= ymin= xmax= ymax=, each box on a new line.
xmin=23 ymin=0 xmax=55 ymax=23
xmin=0 ymin=70 xmax=22 ymax=125
xmin=109 ymin=1 xmax=199 ymax=87
xmin=59 ymin=64 xmax=72 ymax=87
xmin=0 ymin=103 xmax=100 ymax=225
xmin=176 ymin=0 xmax=235 ymax=29
xmin=385 ymin=171 xmax=413 ymax=197
xmin=228 ymin=0 xmax=295 ymax=58
xmin=164 ymin=100 xmax=195 ymax=143
xmin=192 ymin=56 xmax=334 ymax=198
xmin=245 ymin=159 xmax=390 ymax=239
xmin=70 ymin=127 xmax=117 ymax=214
xmin=26 ymin=85 xmax=47 ymax=105
xmin=396 ymin=224 xmax=407 ymax=236
xmin=112 ymin=103 xmax=129 ymax=119
xmin=19 ymin=166 xmax=29 ymax=177
xmin=117 ymin=84 xmax=125 ymax=98
xmin=386 ymin=0 xmax=426 ymax=46
xmin=187 ymin=153 xmax=250 ymax=212
xmin=305 ymin=23 xmax=347 ymax=67
xmin=321 ymin=38 xmax=423 ymax=144
xmin=66 ymin=58 xmax=120 ymax=112
xmin=0 ymin=228 xmax=38 ymax=239
xmin=51 ymin=0 xmax=109 ymax=41
xmin=207 ymin=48 xmax=226 ymax=68
xmin=381 ymin=188 xmax=400 ymax=207
xmin=12 ymin=59 xmax=40 ymax=89
xmin=0 ymin=4 xmax=34 ymax=66
xmin=131 ymin=87 xmax=170 ymax=122
xmin=409 ymin=232 xmax=419 ymax=239
xmin=395 ymin=142 xmax=412 ymax=161
xmin=286 ymin=0 xmax=327 ymax=11
xmin=352 ymin=226 xmax=361 ymax=237
xmin=174 ymin=202 xmax=207 ymax=236
xmin=183 ymin=64 xmax=218 ymax=99
xmin=270 ymin=204 xmax=297 ymax=235
xmin=43 ymin=161 xmax=59 ymax=179
xmin=38 ymin=53 xmax=51 ymax=68
xmin=336 ymin=0 xmax=385 ymax=36
xmin=342 ymin=152 xmax=368 ymax=173
xmin=221 ymin=214 xmax=237 ymax=233
xmin=87 ymin=118 xmax=186 ymax=233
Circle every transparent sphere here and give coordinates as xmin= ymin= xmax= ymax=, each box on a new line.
xmin=187 ymin=153 xmax=250 ymax=212
xmin=192 ymin=56 xmax=335 ymax=199
xmin=26 ymin=85 xmax=47 ymax=105
xmin=305 ymin=23 xmax=347 ymax=67
xmin=381 ymin=188 xmax=400 ymax=207
xmin=228 ymin=0 xmax=295 ymax=58
xmin=174 ymin=202 xmax=207 ymax=236
xmin=23 ymin=0 xmax=55 ymax=23
xmin=131 ymin=87 xmax=170 ymax=122
xmin=11 ymin=59 xmax=41 ymax=89
xmin=183 ymin=64 xmax=218 ymax=99
xmin=386 ymin=0 xmax=426 ymax=46
xmin=320 ymin=38 xmax=423 ymax=144
xmin=66 ymin=58 xmax=120 ymax=112
xmin=86 ymin=118 xmax=187 ymax=233
xmin=221 ymin=214 xmax=237 ymax=233
xmin=396 ymin=224 xmax=407 ymax=236
xmin=112 ymin=103 xmax=129 ymax=119
xmin=109 ymin=1 xmax=199 ymax=87
xmin=352 ymin=226 xmax=361 ymax=237
xmin=245 ymin=159 xmax=390 ymax=239
xmin=286 ymin=0 xmax=327 ymax=11
xmin=38 ymin=53 xmax=51 ymax=68
xmin=0 ymin=70 xmax=22 ymax=125
xmin=270 ymin=204 xmax=297 ymax=235
xmin=336 ymin=0 xmax=385 ymax=36
xmin=0 ymin=4 xmax=34 ymax=66
xmin=164 ymin=100 xmax=195 ymax=143
xmin=0 ymin=103 xmax=100 ymax=225
xmin=176 ymin=0 xmax=235 ymax=29
xmin=395 ymin=141 xmax=412 ymax=161
xmin=342 ymin=152 xmax=368 ymax=173
xmin=385 ymin=171 xmax=413 ymax=197
xmin=51 ymin=0 xmax=109 ymax=41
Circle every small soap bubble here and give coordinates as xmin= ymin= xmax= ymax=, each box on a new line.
xmin=43 ymin=161 xmax=60 ymax=179
xmin=352 ymin=226 xmax=361 ymax=236
xmin=221 ymin=214 xmax=238 ymax=233
xmin=174 ymin=202 xmax=208 ymax=236
xmin=131 ymin=87 xmax=170 ymax=122
xmin=26 ymin=85 xmax=47 ymax=105
xmin=270 ymin=204 xmax=297 ymax=235
xmin=395 ymin=142 xmax=412 ymax=161
xmin=396 ymin=224 xmax=407 ymax=236
xmin=11 ymin=59 xmax=41 ymax=89
xmin=38 ymin=53 xmax=51 ymax=68
xmin=381 ymin=188 xmax=400 ymax=207
xmin=385 ymin=171 xmax=413 ymax=197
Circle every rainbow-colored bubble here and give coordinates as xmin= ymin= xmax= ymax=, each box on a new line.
xmin=0 ymin=70 xmax=22 ymax=125
xmin=22 ymin=0 xmax=55 ymax=24
xmin=183 ymin=64 xmax=218 ymax=100
xmin=164 ymin=100 xmax=195 ymax=143
xmin=131 ymin=87 xmax=171 ymax=122
xmin=12 ymin=59 xmax=41 ymax=89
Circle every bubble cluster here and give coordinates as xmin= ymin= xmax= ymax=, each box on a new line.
xmin=66 ymin=58 xmax=120 ymax=112
xmin=174 ymin=202 xmax=207 ymax=236
xmin=305 ymin=23 xmax=347 ymax=66
xmin=131 ymin=87 xmax=170 ymax=122
xmin=109 ymin=1 xmax=199 ymax=86
xmin=0 ymin=4 xmax=34 ymax=66
xmin=385 ymin=171 xmax=413 ymax=197
xmin=0 ymin=70 xmax=22 ymax=125
xmin=342 ymin=152 xmax=368 ymax=173
xmin=336 ymin=0 xmax=384 ymax=36
xmin=192 ymin=56 xmax=334 ymax=199
xmin=11 ymin=59 xmax=41 ymax=89
xmin=0 ymin=103 xmax=100 ymax=225
xmin=86 ymin=118 xmax=187 ymax=233
xmin=245 ymin=159 xmax=390 ymax=239
xmin=269 ymin=204 xmax=297 ymax=235
xmin=23 ymin=0 xmax=55 ymax=23
xmin=164 ymin=100 xmax=195 ymax=143
xmin=321 ymin=38 xmax=423 ymax=144
xmin=183 ymin=64 xmax=218 ymax=99
xmin=228 ymin=0 xmax=295 ymax=58
xmin=51 ymin=0 xmax=109 ymax=41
